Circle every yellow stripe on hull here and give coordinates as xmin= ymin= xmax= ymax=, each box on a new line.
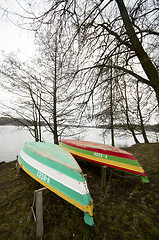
xmin=62 ymin=147 xmax=144 ymax=174
xmin=18 ymin=158 xmax=93 ymax=216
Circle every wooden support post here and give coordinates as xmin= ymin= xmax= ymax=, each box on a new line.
xmin=31 ymin=187 xmax=46 ymax=238
xmin=83 ymin=174 xmax=87 ymax=181
xmin=101 ymin=166 xmax=107 ymax=190
xmin=16 ymin=155 xmax=20 ymax=174
xmin=36 ymin=190 xmax=44 ymax=238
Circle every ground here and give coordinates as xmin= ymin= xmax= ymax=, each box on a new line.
xmin=0 ymin=143 xmax=159 ymax=240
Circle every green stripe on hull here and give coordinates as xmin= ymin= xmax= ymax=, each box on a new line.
xmin=60 ymin=142 xmax=141 ymax=168
xmin=19 ymin=155 xmax=92 ymax=206
xmin=25 ymin=142 xmax=80 ymax=170
xmin=23 ymin=146 xmax=85 ymax=183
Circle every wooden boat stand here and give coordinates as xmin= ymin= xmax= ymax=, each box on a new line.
xmin=31 ymin=187 xmax=46 ymax=238
xmin=16 ymin=155 xmax=21 ymax=175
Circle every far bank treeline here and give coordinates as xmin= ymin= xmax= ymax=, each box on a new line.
xmin=0 ymin=117 xmax=158 ymax=133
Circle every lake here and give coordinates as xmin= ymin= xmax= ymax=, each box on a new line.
xmin=0 ymin=125 xmax=158 ymax=162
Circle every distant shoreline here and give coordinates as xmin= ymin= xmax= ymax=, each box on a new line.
xmin=0 ymin=117 xmax=159 ymax=132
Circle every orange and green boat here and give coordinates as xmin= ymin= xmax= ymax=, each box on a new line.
xmin=60 ymin=139 xmax=149 ymax=183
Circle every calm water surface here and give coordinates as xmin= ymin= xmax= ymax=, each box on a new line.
xmin=0 ymin=125 xmax=158 ymax=162
xmin=0 ymin=126 xmax=33 ymax=162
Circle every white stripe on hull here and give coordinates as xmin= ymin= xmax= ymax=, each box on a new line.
xmin=20 ymin=150 xmax=89 ymax=195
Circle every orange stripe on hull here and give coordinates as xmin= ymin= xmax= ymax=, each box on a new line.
xmin=62 ymin=147 xmax=145 ymax=175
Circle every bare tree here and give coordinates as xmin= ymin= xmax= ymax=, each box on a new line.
xmin=115 ymin=0 xmax=159 ymax=105
xmin=0 ymin=54 xmax=43 ymax=141
xmin=34 ymin=21 xmax=83 ymax=143
xmin=1 ymin=1 xmax=158 ymax=103
xmin=0 ymin=0 xmax=158 ymax=145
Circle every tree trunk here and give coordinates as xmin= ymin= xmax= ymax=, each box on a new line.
xmin=115 ymin=0 xmax=159 ymax=105
xmin=38 ymin=93 xmax=42 ymax=142
xmin=33 ymin=105 xmax=39 ymax=142
xmin=127 ymin=122 xmax=140 ymax=144
xmin=136 ymin=82 xmax=149 ymax=143
xmin=123 ymin=81 xmax=140 ymax=144
xmin=53 ymin=35 xmax=59 ymax=145
xmin=110 ymin=60 xmax=115 ymax=146
xmin=53 ymin=83 xmax=58 ymax=144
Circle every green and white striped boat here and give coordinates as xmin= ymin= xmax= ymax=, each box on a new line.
xmin=18 ymin=142 xmax=94 ymax=226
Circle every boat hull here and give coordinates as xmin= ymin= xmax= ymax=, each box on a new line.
xmin=18 ymin=142 xmax=94 ymax=226
xmin=60 ymin=140 xmax=149 ymax=183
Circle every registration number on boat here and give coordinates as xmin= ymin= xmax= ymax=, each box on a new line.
xmin=94 ymin=152 xmax=108 ymax=158
xmin=37 ymin=170 xmax=50 ymax=183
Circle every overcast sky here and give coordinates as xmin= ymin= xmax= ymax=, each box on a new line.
xmin=0 ymin=19 xmax=35 ymax=57
xmin=0 ymin=0 xmax=158 ymax=125
xmin=0 ymin=1 xmax=36 ymax=112
xmin=0 ymin=0 xmax=35 ymax=58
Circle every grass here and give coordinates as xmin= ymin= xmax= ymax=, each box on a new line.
xmin=0 ymin=143 xmax=159 ymax=239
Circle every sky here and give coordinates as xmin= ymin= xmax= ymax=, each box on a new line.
xmin=0 ymin=0 xmax=36 ymax=111
xmin=0 ymin=0 xmax=158 ymax=125
xmin=0 ymin=0 xmax=35 ymax=58
xmin=0 ymin=18 xmax=35 ymax=58
xmin=0 ymin=19 xmax=35 ymax=57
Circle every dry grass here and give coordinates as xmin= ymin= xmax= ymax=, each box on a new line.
xmin=0 ymin=143 xmax=159 ymax=239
